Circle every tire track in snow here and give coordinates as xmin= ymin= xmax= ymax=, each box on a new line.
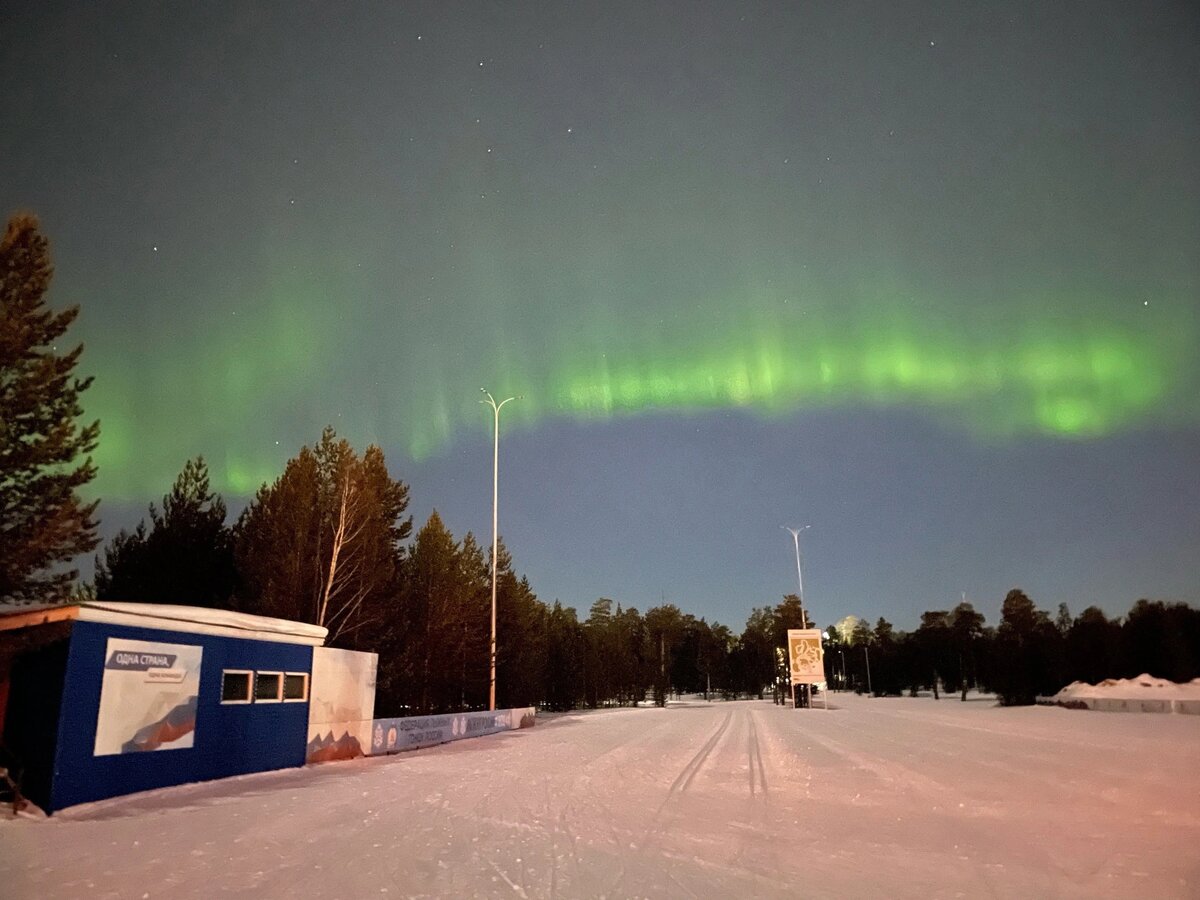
xmin=489 ymin=859 xmax=529 ymax=897
xmin=609 ymin=709 xmax=734 ymax=896
xmin=662 ymin=708 xmax=734 ymax=803
xmin=747 ymin=711 xmax=769 ymax=798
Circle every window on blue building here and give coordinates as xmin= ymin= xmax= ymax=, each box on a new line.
xmin=254 ymin=671 xmax=283 ymax=702
xmin=221 ymin=670 xmax=253 ymax=704
xmin=283 ymin=673 xmax=309 ymax=702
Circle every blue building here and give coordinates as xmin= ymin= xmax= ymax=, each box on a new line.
xmin=0 ymin=601 xmax=328 ymax=813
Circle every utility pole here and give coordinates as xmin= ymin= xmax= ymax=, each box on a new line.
xmin=782 ymin=525 xmax=811 ymax=628
xmin=480 ymin=389 xmax=518 ymax=712
xmin=783 ymin=525 xmax=812 ymax=707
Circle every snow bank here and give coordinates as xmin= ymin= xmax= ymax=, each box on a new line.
xmin=1044 ymin=673 xmax=1200 ymax=714
xmin=1051 ymin=673 xmax=1200 ymax=700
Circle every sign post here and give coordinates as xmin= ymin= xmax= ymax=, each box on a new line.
xmin=786 ymin=628 xmax=827 ymax=710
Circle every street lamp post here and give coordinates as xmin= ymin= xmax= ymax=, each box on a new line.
xmin=782 ymin=525 xmax=811 ymax=707
xmin=782 ymin=525 xmax=811 ymax=627
xmin=481 ymin=389 xmax=518 ymax=712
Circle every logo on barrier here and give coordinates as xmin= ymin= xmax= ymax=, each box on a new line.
xmin=366 ymin=708 xmax=535 ymax=756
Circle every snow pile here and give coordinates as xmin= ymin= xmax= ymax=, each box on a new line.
xmin=1050 ymin=673 xmax=1200 ymax=702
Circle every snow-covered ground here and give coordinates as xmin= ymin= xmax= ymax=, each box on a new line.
xmin=3 ymin=693 xmax=1198 ymax=898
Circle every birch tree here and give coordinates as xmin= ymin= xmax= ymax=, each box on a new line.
xmin=235 ymin=428 xmax=410 ymax=643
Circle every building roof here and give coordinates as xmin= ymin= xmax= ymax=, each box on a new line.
xmin=0 ymin=601 xmax=328 ymax=646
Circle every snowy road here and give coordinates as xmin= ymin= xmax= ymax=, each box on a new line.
xmin=3 ymin=694 xmax=1198 ymax=898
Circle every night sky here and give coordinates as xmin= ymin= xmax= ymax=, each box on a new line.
xmin=3 ymin=2 xmax=1197 ymax=630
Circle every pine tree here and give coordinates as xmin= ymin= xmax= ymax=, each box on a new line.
xmin=542 ymin=601 xmax=584 ymax=711
xmin=489 ymin=536 xmax=552 ymax=710
xmin=93 ymin=457 xmax=234 ymax=608
xmin=613 ymin=604 xmax=647 ymax=705
xmin=455 ymin=531 xmax=492 ymax=708
xmin=495 ymin=564 xmax=547 ymax=710
xmin=949 ymin=601 xmax=985 ymax=700
xmin=400 ymin=510 xmax=465 ymax=713
xmin=871 ymin=617 xmax=901 ymax=695
xmin=916 ymin=610 xmax=952 ymax=699
xmin=0 ymin=214 xmax=99 ymax=603
xmin=739 ymin=606 xmax=777 ymax=699
xmin=583 ymin=598 xmax=616 ymax=707
xmin=701 ymin=621 xmax=733 ymax=699
xmin=1067 ymin=606 xmax=1120 ymax=685
xmin=234 ymin=445 xmax=322 ymax=624
xmin=644 ymin=604 xmax=684 ymax=706
xmin=995 ymin=589 xmax=1045 ymax=705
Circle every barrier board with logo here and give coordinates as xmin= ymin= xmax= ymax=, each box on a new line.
xmin=370 ymin=707 xmax=536 ymax=755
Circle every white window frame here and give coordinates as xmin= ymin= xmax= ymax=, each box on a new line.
xmin=253 ymin=670 xmax=284 ymax=703
xmin=220 ymin=669 xmax=254 ymax=705
xmin=282 ymin=671 xmax=310 ymax=703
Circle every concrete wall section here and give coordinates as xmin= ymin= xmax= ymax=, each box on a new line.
xmin=306 ymin=647 xmax=377 ymax=763
xmin=1041 ymin=696 xmax=1200 ymax=715
xmin=1090 ymin=698 xmax=1172 ymax=714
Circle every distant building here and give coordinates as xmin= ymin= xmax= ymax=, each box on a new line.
xmin=834 ymin=614 xmax=861 ymax=644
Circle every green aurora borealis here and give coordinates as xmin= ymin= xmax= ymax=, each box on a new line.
xmin=3 ymin=3 xmax=1198 ymax=623
xmin=82 ymin=277 xmax=1195 ymax=499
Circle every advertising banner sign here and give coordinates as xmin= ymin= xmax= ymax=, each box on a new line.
xmin=787 ymin=629 xmax=825 ymax=684
xmin=370 ymin=707 xmax=536 ymax=755
xmin=93 ymin=638 xmax=203 ymax=756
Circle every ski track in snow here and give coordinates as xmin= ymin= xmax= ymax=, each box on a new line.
xmin=1 ymin=694 xmax=1198 ymax=898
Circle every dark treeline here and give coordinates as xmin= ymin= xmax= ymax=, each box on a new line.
xmin=89 ymin=448 xmax=1200 ymax=711
xmin=89 ymin=444 xmax=850 ymax=713
xmin=823 ymin=592 xmax=1200 ymax=705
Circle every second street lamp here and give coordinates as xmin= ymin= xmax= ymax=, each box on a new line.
xmin=783 ymin=524 xmax=812 ymax=707
xmin=481 ymin=388 xmax=518 ymax=712
xmin=782 ymin=525 xmax=811 ymax=628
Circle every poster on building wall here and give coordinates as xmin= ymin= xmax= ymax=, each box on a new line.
xmin=93 ymin=638 xmax=203 ymax=756
xmin=787 ymin=628 xmax=825 ymax=684
xmin=306 ymin=646 xmax=377 ymax=763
